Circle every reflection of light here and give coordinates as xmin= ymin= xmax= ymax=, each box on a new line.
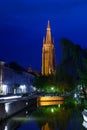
xmin=33 ymin=87 xmax=36 ymax=90
xmin=4 ymin=126 xmax=8 ymax=130
xmin=82 ymin=109 xmax=87 ymax=127
xmin=83 ymin=114 xmax=87 ymax=122
xmin=74 ymin=93 xmax=77 ymax=98
xmin=26 ymin=102 xmax=28 ymax=105
xmin=51 ymin=108 xmax=54 ymax=113
xmin=58 ymin=104 xmax=60 ymax=108
xmin=0 ymin=95 xmax=21 ymax=100
xmin=2 ymin=85 xmax=7 ymax=95
xmin=37 ymin=101 xmax=64 ymax=106
xmin=5 ymin=103 xmax=10 ymax=113
xmin=26 ymin=111 xmax=28 ymax=114
xmin=82 ymin=121 xmax=87 ymax=128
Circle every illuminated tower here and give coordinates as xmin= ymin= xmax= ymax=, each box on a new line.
xmin=42 ymin=20 xmax=56 ymax=75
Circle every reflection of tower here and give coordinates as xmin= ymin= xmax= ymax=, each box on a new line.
xmin=42 ymin=122 xmax=55 ymax=130
xmin=42 ymin=123 xmax=50 ymax=130
xmin=42 ymin=20 xmax=56 ymax=75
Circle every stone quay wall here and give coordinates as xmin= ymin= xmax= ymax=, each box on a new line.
xmin=0 ymin=97 xmax=37 ymax=121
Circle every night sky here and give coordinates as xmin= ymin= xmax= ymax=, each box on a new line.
xmin=0 ymin=0 xmax=87 ymax=71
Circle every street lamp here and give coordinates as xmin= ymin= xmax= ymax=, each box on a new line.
xmin=51 ymin=87 xmax=54 ymax=90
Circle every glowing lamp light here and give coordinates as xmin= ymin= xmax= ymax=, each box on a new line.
xmin=51 ymin=87 xmax=54 ymax=90
xmin=4 ymin=126 xmax=8 ymax=130
xmin=51 ymin=108 xmax=54 ymax=113
xmin=26 ymin=111 xmax=28 ymax=114
xmin=74 ymin=93 xmax=77 ymax=98
xmin=26 ymin=102 xmax=28 ymax=105
xmin=33 ymin=86 xmax=36 ymax=91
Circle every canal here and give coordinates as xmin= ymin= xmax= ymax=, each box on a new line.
xmin=0 ymin=101 xmax=86 ymax=130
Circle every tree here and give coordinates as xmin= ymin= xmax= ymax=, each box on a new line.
xmin=33 ymin=74 xmax=49 ymax=90
xmin=33 ymin=74 xmax=57 ymax=91
xmin=55 ymin=62 xmax=74 ymax=92
xmin=56 ymin=38 xmax=84 ymax=92
xmin=60 ymin=38 xmax=73 ymax=61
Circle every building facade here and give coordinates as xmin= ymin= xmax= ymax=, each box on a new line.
xmin=42 ymin=21 xmax=56 ymax=75
xmin=0 ymin=61 xmax=35 ymax=95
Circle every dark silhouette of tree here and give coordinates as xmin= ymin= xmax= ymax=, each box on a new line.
xmin=60 ymin=38 xmax=83 ymax=67
xmin=56 ymin=38 xmax=84 ymax=91
xmin=60 ymin=38 xmax=73 ymax=61
xmin=55 ymin=62 xmax=74 ymax=91
xmin=33 ymin=74 xmax=49 ymax=89
xmin=34 ymin=37 xmax=87 ymax=94
xmin=33 ymin=74 xmax=56 ymax=91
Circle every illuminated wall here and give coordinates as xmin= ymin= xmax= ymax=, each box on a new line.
xmin=0 ymin=61 xmax=35 ymax=95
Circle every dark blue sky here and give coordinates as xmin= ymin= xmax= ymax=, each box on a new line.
xmin=0 ymin=0 xmax=87 ymax=71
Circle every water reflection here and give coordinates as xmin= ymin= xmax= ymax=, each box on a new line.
xmin=18 ymin=101 xmax=84 ymax=130
xmin=37 ymin=101 xmax=64 ymax=106
xmin=0 ymin=101 xmax=86 ymax=130
xmin=30 ymin=105 xmax=74 ymax=130
xmin=82 ymin=121 xmax=87 ymax=129
xmin=0 ymin=106 xmax=37 ymax=130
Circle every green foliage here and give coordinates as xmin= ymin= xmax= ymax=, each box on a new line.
xmin=33 ymin=74 xmax=55 ymax=90
xmin=34 ymin=38 xmax=87 ymax=94
xmin=58 ymin=39 xmax=87 ymax=98
xmin=31 ymin=103 xmax=77 ymax=130
xmin=59 ymin=38 xmax=86 ymax=91
xmin=55 ymin=63 xmax=74 ymax=91
xmin=33 ymin=73 xmax=62 ymax=92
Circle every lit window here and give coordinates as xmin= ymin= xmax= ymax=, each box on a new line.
xmin=2 ymin=84 xmax=7 ymax=95
xmin=20 ymin=85 xmax=26 ymax=93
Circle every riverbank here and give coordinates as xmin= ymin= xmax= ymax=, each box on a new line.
xmin=0 ymin=97 xmax=37 ymax=122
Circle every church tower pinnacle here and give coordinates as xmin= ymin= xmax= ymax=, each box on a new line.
xmin=42 ymin=21 xmax=56 ymax=75
xmin=45 ymin=20 xmax=51 ymax=44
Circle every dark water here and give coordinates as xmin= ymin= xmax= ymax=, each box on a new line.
xmin=0 ymin=101 xmax=86 ymax=130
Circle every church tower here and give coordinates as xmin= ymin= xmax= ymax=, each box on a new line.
xmin=42 ymin=20 xmax=56 ymax=75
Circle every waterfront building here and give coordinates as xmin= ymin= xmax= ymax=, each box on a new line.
xmin=28 ymin=67 xmax=40 ymax=76
xmin=0 ymin=60 xmax=5 ymax=94
xmin=0 ymin=61 xmax=35 ymax=95
xmin=42 ymin=21 xmax=56 ymax=75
